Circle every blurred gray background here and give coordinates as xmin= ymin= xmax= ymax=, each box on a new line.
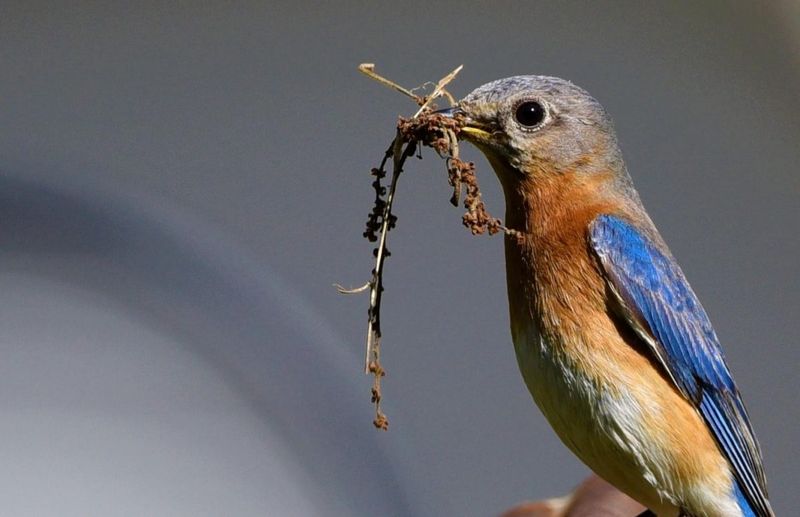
xmin=0 ymin=1 xmax=797 ymax=516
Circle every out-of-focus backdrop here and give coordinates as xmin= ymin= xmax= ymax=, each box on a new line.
xmin=0 ymin=2 xmax=797 ymax=516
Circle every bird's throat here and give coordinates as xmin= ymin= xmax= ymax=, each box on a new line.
xmin=484 ymin=156 xmax=620 ymax=346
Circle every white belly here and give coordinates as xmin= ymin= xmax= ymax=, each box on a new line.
xmin=511 ymin=325 xmax=743 ymax=517
xmin=512 ymin=325 xmax=682 ymax=515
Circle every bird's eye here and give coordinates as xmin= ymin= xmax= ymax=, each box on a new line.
xmin=514 ymin=101 xmax=546 ymax=128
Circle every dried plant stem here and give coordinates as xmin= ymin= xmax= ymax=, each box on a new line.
xmin=341 ymin=63 xmax=507 ymax=431
xmin=360 ymin=132 xmax=417 ymax=430
xmin=358 ymin=64 xmax=424 ymax=105
xmin=412 ymin=64 xmax=463 ymax=118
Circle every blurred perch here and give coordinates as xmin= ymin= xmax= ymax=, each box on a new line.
xmin=499 ymin=475 xmax=646 ymax=517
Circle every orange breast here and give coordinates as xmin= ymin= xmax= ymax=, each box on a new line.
xmin=501 ymin=168 xmax=733 ymax=504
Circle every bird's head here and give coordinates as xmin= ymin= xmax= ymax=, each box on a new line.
xmin=446 ymin=76 xmax=625 ymax=190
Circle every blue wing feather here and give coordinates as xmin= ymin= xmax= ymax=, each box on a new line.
xmin=589 ymin=214 xmax=771 ymax=517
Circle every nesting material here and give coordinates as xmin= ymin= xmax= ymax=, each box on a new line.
xmin=337 ymin=65 xmax=506 ymax=430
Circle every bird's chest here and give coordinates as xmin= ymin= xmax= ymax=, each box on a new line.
xmin=502 ymin=186 xmax=652 ymax=473
xmin=512 ymin=321 xmax=617 ymax=458
xmin=505 ymin=230 xmax=655 ymax=488
xmin=511 ymin=319 xmax=675 ymax=510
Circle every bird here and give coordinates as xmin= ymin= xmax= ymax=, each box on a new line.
xmin=439 ymin=76 xmax=773 ymax=517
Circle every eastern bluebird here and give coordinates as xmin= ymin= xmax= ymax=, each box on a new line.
xmin=442 ymin=76 xmax=773 ymax=517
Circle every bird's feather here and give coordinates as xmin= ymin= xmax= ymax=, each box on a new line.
xmin=588 ymin=214 xmax=771 ymax=517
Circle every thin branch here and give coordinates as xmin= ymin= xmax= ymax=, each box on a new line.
xmin=363 ymin=133 xmax=417 ymax=430
xmin=412 ymin=64 xmax=463 ymax=118
xmin=339 ymin=63 xmax=507 ymax=431
xmin=333 ymin=282 xmax=371 ymax=294
xmin=358 ymin=63 xmax=424 ymax=105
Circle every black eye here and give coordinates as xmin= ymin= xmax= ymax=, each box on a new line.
xmin=514 ymin=101 xmax=546 ymax=128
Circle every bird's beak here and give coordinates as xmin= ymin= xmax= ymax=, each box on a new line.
xmin=433 ymin=106 xmax=459 ymax=118
xmin=434 ymin=105 xmax=494 ymax=144
xmin=434 ymin=104 xmax=492 ymax=144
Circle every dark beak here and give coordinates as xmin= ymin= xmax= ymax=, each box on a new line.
xmin=433 ymin=106 xmax=462 ymax=118
xmin=434 ymin=105 xmax=494 ymax=144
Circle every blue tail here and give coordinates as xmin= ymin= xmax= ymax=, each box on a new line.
xmin=733 ymin=480 xmax=758 ymax=517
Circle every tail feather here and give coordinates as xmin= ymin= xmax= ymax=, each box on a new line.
xmin=733 ymin=479 xmax=773 ymax=517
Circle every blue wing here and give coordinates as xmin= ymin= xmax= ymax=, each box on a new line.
xmin=589 ymin=214 xmax=771 ymax=517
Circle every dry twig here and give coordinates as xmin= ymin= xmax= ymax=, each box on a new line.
xmin=339 ymin=64 xmax=507 ymax=430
